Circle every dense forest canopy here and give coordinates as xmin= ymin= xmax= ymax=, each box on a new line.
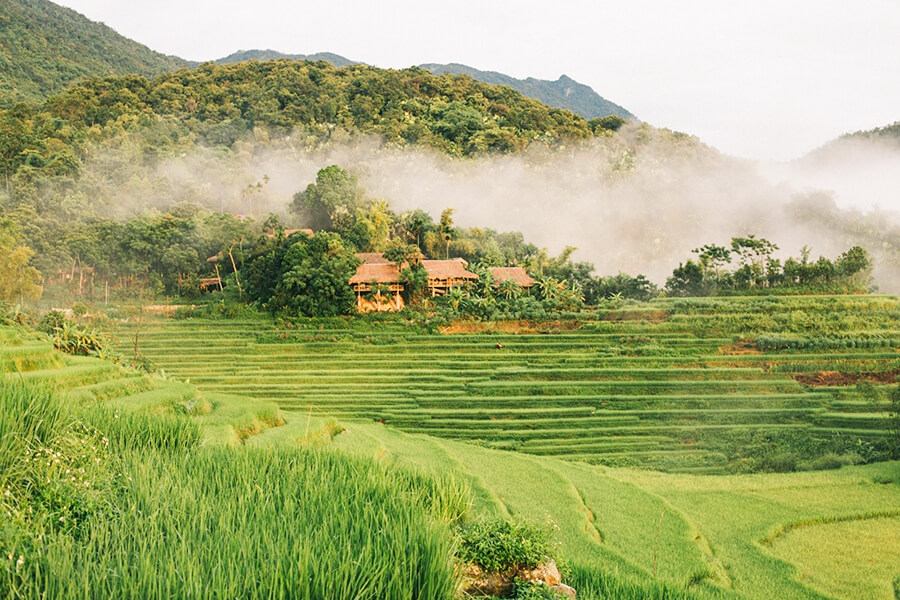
xmin=0 ymin=0 xmax=186 ymax=107
xmin=1 ymin=53 xmax=898 ymax=304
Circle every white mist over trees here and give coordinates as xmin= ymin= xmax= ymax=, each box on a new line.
xmin=27 ymin=122 xmax=900 ymax=291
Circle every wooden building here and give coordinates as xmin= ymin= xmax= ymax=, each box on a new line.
xmin=347 ymin=254 xmax=481 ymax=311
xmin=421 ymin=258 xmax=479 ymax=297
xmin=349 ymin=254 xmax=405 ymax=312
xmin=489 ymin=267 xmax=536 ymax=288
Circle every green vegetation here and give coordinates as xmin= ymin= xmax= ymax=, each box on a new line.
xmin=0 ymin=0 xmax=186 ymax=106
xmin=457 ymin=519 xmax=553 ymax=572
xmin=106 ymin=295 xmax=899 ymax=473
xmin=4 ymin=299 xmax=900 ymax=599
xmin=666 ymin=236 xmax=873 ymax=296
xmin=0 ymin=330 xmax=465 ymax=600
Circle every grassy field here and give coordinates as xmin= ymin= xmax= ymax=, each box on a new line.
xmin=0 ymin=329 xmax=465 ymax=599
xmin=4 ymin=294 xmax=900 ymax=599
xmin=106 ymin=295 xmax=900 ymax=473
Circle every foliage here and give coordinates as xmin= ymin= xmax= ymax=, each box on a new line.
xmin=245 ymin=231 xmax=360 ymax=317
xmin=50 ymin=321 xmax=116 ymax=360
xmin=0 ymin=220 xmax=42 ymax=302
xmin=889 ymin=386 xmax=900 ymax=459
xmin=667 ymin=237 xmax=873 ymax=296
xmin=665 ymin=260 xmax=707 ymax=297
xmin=584 ymin=272 xmax=657 ymax=303
xmin=37 ymin=310 xmax=68 ymax=335
xmin=457 ymin=519 xmax=553 ymax=572
xmin=513 ymin=580 xmax=570 ymax=600
xmin=0 ymin=0 xmax=186 ymax=107
xmin=290 ymin=165 xmax=364 ymax=232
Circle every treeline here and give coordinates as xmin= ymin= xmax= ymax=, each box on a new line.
xmin=665 ymin=235 xmax=873 ymax=296
xmin=0 ymin=59 xmax=611 ymax=197
xmin=0 ymin=165 xmax=876 ymax=318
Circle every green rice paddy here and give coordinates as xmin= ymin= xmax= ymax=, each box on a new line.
xmin=105 ymin=295 xmax=899 ymax=473
xmin=3 ymin=294 xmax=899 ymax=599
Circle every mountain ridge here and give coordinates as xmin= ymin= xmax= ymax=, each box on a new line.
xmin=419 ymin=62 xmax=636 ymax=121
xmin=215 ymin=50 xmax=635 ymax=121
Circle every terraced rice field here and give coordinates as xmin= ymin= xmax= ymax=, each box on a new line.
xmin=107 ymin=295 xmax=899 ymax=472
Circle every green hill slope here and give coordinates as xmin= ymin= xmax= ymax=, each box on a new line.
xmin=212 ymin=49 xmax=635 ymax=121
xmin=420 ymin=63 xmax=636 ymax=120
xmin=0 ymin=0 xmax=186 ymax=106
xmin=216 ymin=49 xmax=360 ymax=67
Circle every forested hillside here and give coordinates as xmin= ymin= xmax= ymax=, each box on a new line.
xmin=0 ymin=0 xmax=186 ymax=106
xmin=421 ymin=63 xmax=636 ymax=120
xmin=216 ymin=50 xmax=360 ymax=68
xmin=839 ymin=121 xmax=900 ymax=144
xmin=2 ymin=58 xmax=599 ymax=186
xmin=215 ymin=50 xmax=637 ymax=121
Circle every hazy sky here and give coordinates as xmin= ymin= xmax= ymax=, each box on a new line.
xmin=55 ymin=0 xmax=900 ymax=161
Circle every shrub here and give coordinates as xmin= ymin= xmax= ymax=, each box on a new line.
xmin=457 ymin=519 xmax=553 ymax=572
xmin=37 ymin=310 xmax=68 ymax=335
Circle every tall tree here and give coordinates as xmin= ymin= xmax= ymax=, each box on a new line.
xmin=290 ymin=165 xmax=364 ymax=232
xmin=0 ymin=220 xmax=42 ymax=302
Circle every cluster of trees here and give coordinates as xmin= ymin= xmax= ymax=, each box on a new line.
xmin=0 ymin=160 xmax=880 ymax=318
xmin=666 ymin=235 xmax=873 ymax=296
xmin=0 ymin=207 xmax=259 ymax=300
xmin=0 ymin=0 xmax=186 ymax=106
xmin=0 ymin=60 xmax=630 ymax=301
xmin=0 ymin=59 xmax=602 ymax=197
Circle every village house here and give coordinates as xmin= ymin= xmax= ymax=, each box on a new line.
xmin=348 ymin=255 xmax=534 ymax=312
xmin=488 ymin=267 xmax=536 ymax=289
xmin=349 ymin=253 xmax=405 ymax=312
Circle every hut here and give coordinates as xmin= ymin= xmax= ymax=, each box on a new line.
xmin=421 ymin=258 xmax=479 ymax=297
xmin=349 ymin=255 xmax=405 ymax=312
xmin=489 ymin=267 xmax=536 ymax=288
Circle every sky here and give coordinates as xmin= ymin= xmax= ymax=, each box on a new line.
xmin=54 ymin=0 xmax=900 ymax=161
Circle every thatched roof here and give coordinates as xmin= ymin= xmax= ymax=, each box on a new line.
xmin=422 ymin=259 xmax=478 ymax=280
xmin=356 ymin=252 xmax=391 ymax=264
xmin=490 ymin=267 xmax=535 ymax=287
xmin=349 ymin=263 xmax=402 ymax=284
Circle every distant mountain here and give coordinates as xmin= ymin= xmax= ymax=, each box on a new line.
xmin=836 ymin=121 xmax=900 ymax=146
xmin=213 ymin=50 xmax=635 ymax=121
xmin=216 ymin=50 xmax=361 ymax=68
xmin=0 ymin=0 xmax=187 ymax=106
xmin=420 ymin=63 xmax=635 ymax=121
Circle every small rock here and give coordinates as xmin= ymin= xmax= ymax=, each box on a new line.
xmin=552 ymin=583 xmax=577 ymax=599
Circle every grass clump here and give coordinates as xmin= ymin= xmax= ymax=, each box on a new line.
xmin=457 ymin=519 xmax=553 ymax=572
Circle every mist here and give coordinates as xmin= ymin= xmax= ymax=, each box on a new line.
xmin=73 ymin=124 xmax=900 ymax=291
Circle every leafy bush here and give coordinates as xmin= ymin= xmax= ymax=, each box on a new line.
xmin=457 ymin=519 xmax=553 ymax=572
xmin=50 ymin=322 xmax=116 ymax=360
xmin=37 ymin=310 xmax=68 ymax=335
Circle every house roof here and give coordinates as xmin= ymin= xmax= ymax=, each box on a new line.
xmin=349 ymin=263 xmax=402 ymax=284
xmin=356 ymin=252 xmax=391 ymax=264
xmin=490 ymin=267 xmax=536 ymax=287
xmin=422 ymin=259 xmax=479 ymax=280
